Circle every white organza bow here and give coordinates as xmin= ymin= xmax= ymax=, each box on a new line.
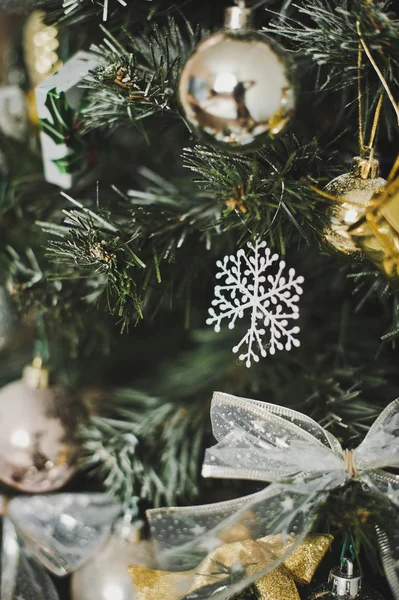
xmin=147 ymin=391 xmax=399 ymax=600
xmin=1 ymin=493 xmax=121 ymax=600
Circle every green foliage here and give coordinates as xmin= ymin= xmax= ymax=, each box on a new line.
xmin=318 ymin=481 xmax=399 ymax=575
xmin=183 ymin=136 xmax=332 ymax=253
xmin=265 ymin=0 xmax=399 ymax=91
xmin=77 ymin=330 xmax=232 ymax=506
xmin=39 ymin=172 xmax=222 ymax=328
xmin=81 ymin=19 xmax=201 ymax=132
xmin=43 ymin=0 xmax=158 ymax=27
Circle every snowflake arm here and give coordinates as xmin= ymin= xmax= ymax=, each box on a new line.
xmin=206 ymin=240 xmax=304 ymax=367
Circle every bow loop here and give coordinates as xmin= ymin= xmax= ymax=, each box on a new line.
xmin=355 ymin=398 xmax=399 ymax=471
xmin=203 ymin=392 xmax=345 ymax=482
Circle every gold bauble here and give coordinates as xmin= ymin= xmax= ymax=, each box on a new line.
xmin=178 ymin=6 xmax=295 ymax=151
xmin=350 ymin=176 xmax=399 ymax=278
xmin=23 ymin=10 xmax=61 ymax=89
xmin=324 ymin=157 xmax=386 ymax=255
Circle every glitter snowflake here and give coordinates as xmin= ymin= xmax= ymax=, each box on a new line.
xmin=206 ymin=240 xmax=304 ymax=367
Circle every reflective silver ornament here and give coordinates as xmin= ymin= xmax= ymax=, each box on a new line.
xmin=179 ymin=5 xmax=295 ymax=150
xmin=71 ymin=519 xmax=153 ymax=600
xmin=0 ymin=359 xmax=86 ymax=493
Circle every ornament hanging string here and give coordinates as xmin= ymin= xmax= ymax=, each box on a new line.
xmin=339 ymin=535 xmax=357 ymax=571
xmin=357 ymin=21 xmax=399 ymax=126
xmin=356 ymin=29 xmax=384 ymax=178
xmin=309 ymin=35 xmax=389 ymax=209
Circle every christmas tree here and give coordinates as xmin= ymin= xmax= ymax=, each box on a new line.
xmin=1 ymin=0 xmax=399 ymax=598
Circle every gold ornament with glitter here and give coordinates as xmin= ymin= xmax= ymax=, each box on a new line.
xmin=324 ymin=156 xmax=386 ymax=255
xmin=319 ymin=29 xmax=396 ymax=265
xmin=178 ymin=1 xmax=296 ymax=151
xmin=349 ymin=156 xmax=399 ymax=278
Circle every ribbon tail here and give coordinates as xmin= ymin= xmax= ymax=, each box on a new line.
xmin=8 ymin=493 xmax=121 ymax=575
xmin=1 ymin=517 xmax=59 ymax=600
xmin=355 ymin=398 xmax=399 ymax=471
xmin=146 ymin=475 xmax=332 ymax=600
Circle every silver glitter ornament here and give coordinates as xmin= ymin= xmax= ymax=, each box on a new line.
xmin=179 ymin=4 xmax=296 ymax=150
xmin=0 ymin=359 xmax=86 ymax=493
xmin=305 ymin=558 xmax=388 ymax=600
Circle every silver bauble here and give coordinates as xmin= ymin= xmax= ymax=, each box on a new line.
xmin=179 ymin=6 xmax=295 ymax=150
xmin=324 ymin=156 xmax=386 ymax=255
xmin=0 ymin=361 xmax=85 ymax=493
xmin=71 ymin=520 xmax=153 ymax=600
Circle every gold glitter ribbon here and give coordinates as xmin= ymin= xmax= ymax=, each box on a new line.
xmin=129 ymin=534 xmax=333 ymax=600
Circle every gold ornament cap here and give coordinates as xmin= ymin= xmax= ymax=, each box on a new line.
xmin=22 ymin=357 xmax=49 ymax=390
xmin=224 ymin=5 xmax=252 ymax=30
xmin=351 ymin=156 xmax=380 ymax=180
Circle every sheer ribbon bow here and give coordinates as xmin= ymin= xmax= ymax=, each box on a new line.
xmin=147 ymin=392 xmax=399 ymax=600
xmin=1 ymin=493 xmax=121 ymax=600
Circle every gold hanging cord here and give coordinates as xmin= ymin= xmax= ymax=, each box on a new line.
xmin=357 ymin=21 xmax=399 ymax=126
xmin=356 ymin=25 xmax=385 ymax=179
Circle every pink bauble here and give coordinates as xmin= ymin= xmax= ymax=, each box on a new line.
xmin=0 ymin=377 xmax=84 ymax=492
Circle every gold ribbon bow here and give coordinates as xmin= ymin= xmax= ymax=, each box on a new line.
xmin=129 ymin=533 xmax=332 ymax=600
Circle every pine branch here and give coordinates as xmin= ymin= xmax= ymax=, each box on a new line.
xmin=183 ymin=135 xmax=334 ymax=253
xmin=79 ymin=370 xmax=213 ymax=506
xmin=42 ymin=0 xmax=153 ymax=27
xmin=41 ymin=202 xmax=145 ymax=328
xmin=39 ymin=178 xmax=221 ymax=328
xmin=265 ymin=0 xmax=399 ymax=92
xmin=81 ymin=19 xmax=202 ymax=132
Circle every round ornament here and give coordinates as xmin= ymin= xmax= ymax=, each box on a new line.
xmin=0 ymin=359 xmax=86 ymax=493
xmin=71 ymin=519 xmax=153 ymax=600
xmin=179 ymin=4 xmax=295 ymax=150
xmin=304 ymin=558 xmax=388 ymax=600
xmin=324 ymin=157 xmax=386 ymax=255
xmin=23 ymin=10 xmax=61 ymax=89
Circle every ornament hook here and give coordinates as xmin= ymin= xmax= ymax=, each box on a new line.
xmin=343 ymin=558 xmax=354 ymax=577
xmin=225 ymin=1 xmax=251 ymax=29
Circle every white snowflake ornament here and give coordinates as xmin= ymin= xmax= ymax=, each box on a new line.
xmin=206 ymin=240 xmax=304 ymax=367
